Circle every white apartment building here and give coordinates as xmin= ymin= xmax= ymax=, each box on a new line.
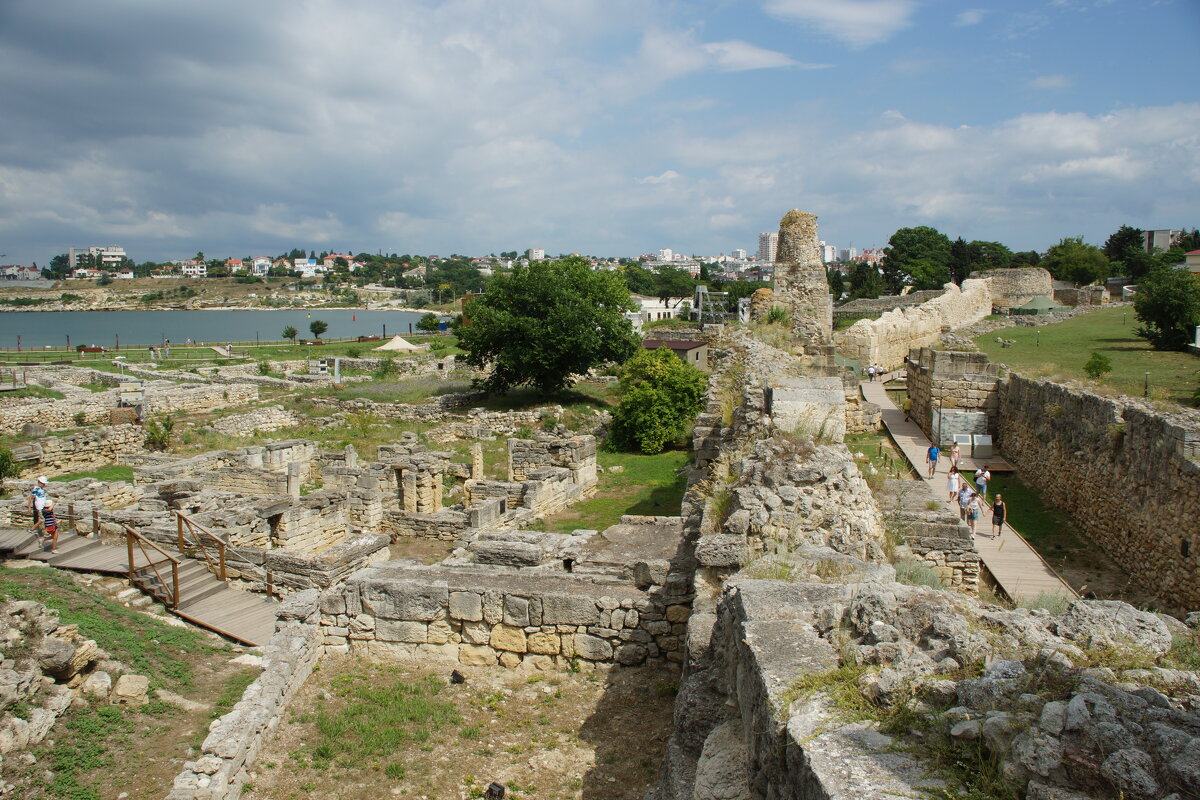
xmin=180 ymin=260 xmax=207 ymax=278
xmin=529 ymin=248 xmax=546 ymax=261
xmin=820 ymin=242 xmax=836 ymax=263
xmin=757 ymin=232 xmax=778 ymax=263
xmin=252 ymin=256 xmax=273 ymax=276
xmin=658 ymin=248 xmax=673 ymax=262
xmin=731 ymin=248 xmax=746 ymax=260
xmin=69 ymin=245 xmax=127 ymax=269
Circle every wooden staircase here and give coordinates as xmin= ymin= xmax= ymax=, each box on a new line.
xmin=0 ymin=524 xmax=279 ymax=647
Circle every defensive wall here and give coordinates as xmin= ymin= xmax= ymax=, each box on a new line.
xmin=997 ymin=374 xmax=1200 ymax=612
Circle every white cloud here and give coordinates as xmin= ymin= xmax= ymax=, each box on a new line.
xmin=953 ymin=8 xmax=988 ymax=26
xmin=762 ymin=0 xmax=918 ymax=47
xmin=1028 ymin=74 xmax=1074 ymax=89
xmin=701 ymin=41 xmax=799 ymax=71
xmin=637 ymin=171 xmax=682 ymax=185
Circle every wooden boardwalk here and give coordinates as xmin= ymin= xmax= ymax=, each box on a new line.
xmin=861 ymin=377 xmax=1076 ymax=603
xmin=0 ymin=527 xmax=278 ymax=646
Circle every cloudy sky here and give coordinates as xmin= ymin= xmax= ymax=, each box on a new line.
xmin=0 ymin=0 xmax=1197 ymax=266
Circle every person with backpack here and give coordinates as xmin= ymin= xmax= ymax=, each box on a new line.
xmin=42 ymin=499 xmax=59 ymax=554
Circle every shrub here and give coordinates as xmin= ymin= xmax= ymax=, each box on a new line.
xmin=1082 ymin=351 xmax=1112 ymax=380
xmin=345 ymin=346 xmax=361 ymax=359
xmin=73 ymin=411 xmax=87 ymax=426
xmin=373 ymin=355 xmax=397 ymax=378
xmin=145 ymin=415 xmax=175 ymax=451
xmin=765 ymin=305 xmax=791 ymax=325
xmin=0 ymin=445 xmax=18 ymax=495
xmin=894 ymin=558 xmax=943 ymax=588
xmin=609 ymin=348 xmax=706 ymax=454
xmin=257 ymin=360 xmax=272 ymax=376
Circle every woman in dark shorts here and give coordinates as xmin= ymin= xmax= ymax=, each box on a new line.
xmin=990 ymin=494 xmax=1006 ymax=538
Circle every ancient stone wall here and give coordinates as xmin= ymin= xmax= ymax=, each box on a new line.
xmin=998 ymin=374 xmax=1200 ymax=611
xmin=381 ymin=508 xmax=470 ymax=541
xmin=166 ymin=591 xmax=322 ymax=800
xmin=1054 ymin=285 xmax=1108 ymax=306
xmin=969 ymin=267 xmax=1053 ymax=309
xmin=12 ymin=425 xmax=146 ymax=478
xmin=833 ymin=288 xmax=945 ymax=318
xmin=772 ymin=210 xmax=833 ymax=357
xmin=833 ymin=278 xmax=993 ymax=370
xmin=319 ymin=563 xmax=691 ymax=668
xmin=209 ymin=405 xmax=302 ymax=436
xmin=905 ymin=347 xmax=1002 ymax=446
xmin=507 ymin=433 xmax=598 ymax=487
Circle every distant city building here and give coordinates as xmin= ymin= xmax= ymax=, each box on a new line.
xmin=252 ymin=256 xmax=273 ymax=276
xmin=838 ymin=247 xmax=857 ymax=262
xmin=757 ymin=232 xmax=778 ymax=263
xmin=180 ymin=260 xmax=207 ymax=278
xmin=69 ymin=245 xmax=126 ymax=269
xmin=851 ymin=248 xmax=884 ymax=264
xmin=1145 ymin=230 xmax=1183 ymax=252
xmin=731 ymin=248 xmax=746 ymax=260
xmin=0 ymin=265 xmax=39 ymax=280
xmin=658 ymin=248 xmax=673 ymax=262
xmin=820 ymin=243 xmax=836 ymax=263
xmin=529 ymin=248 xmax=546 ymax=261
xmin=1184 ymin=250 xmax=1200 ymax=274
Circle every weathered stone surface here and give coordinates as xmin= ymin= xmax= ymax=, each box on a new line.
xmin=111 ymin=674 xmax=150 ymax=706
xmin=490 ymin=625 xmax=527 ymax=653
xmin=573 ymin=634 xmax=612 ymax=661
xmin=692 ymin=719 xmax=750 ymax=800
xmin=448 ymin=591 xmax=483 ymax=622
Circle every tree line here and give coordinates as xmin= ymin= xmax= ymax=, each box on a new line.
xmin=831 ymin=224 xmax=1200 ymax=300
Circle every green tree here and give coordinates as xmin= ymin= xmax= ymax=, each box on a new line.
xmin=416 ymin=313 xmax=440 ymax=333
xmin=1042 ymin=237 xmax=1109 ymax=285
xmin=1083 ymin=352 xmax=1113 ymax=380
xmin=881 ymin=226 xmax=952 ymax=291
xmin=1133 ymin=267 xmax=1200 ymax=351
xmin=0 ymin=445 xmax=18 ymax=495
xmin=308 ymin=319 xmax=329 ymax=339
xmin=609 ymin=348 xmax=706 ymax=454
xmin=655 ymin=266 xmax=695 ymax=307
xmin=282 ymin=325 xmax=298 ymax=342
xmin=847 ymin=262 xmax=884 ymax=300
xmin=826 ymin=267 xmax=845 ymax=299
xmin=621 ymin=263 xmax=658 ymax=296
xmin=1103 ymin=225 xmax=1153 ymax=280
xmin=456 ymin=256 xmax=638 ymax=395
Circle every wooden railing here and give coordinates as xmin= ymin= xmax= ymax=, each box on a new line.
xmin=176 ymin=512 xmax=227 ymax=581
xmin=123 ymin=525 xmax=180 ymax=608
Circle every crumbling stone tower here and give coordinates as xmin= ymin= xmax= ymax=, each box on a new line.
xmin=773 ymin=209 xmax=834 ymax=360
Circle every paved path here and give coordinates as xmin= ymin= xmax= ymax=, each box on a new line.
xmin=861 ymin=376 xmax=1076 ymax=603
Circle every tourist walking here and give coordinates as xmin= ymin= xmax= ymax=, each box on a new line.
xmin=949 ymin=441 xmax=961 ymax=471
xmin=27 ymin=476 xmax=47 ymax=533
xmin=974 ymin=465 xmax=991 ymax=502
xmin=958 ymin=484 xmax=972 ymax=521
xmin=901 ymin=395 xmax=912 ymax=422
xmin=946 ymin=466 xmax=960 ymax=501
xmin=866 ymin=365 xmax=875 ymax=382
xmin=925 ymin=443 xmax=939 ymax=477
xmin=966 ymin=491 xmax=982 ymax=535
xmin=42 ymin=500 xmax=59 ymax=554
xmin=991 ymin=494 xmax=1006 ymax=538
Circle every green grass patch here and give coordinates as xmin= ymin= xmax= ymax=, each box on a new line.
xmin=0 ymin=566 xmax=215 ymax=689
xmin=52 ymin=465 xmax=134 ymax=483
xmin=973 ymin=305 xmax=1200 ymax=406
xmin=46 ymin=703 xmax=133 ymax=800
xmin=531 ymin=448 xmax=689 ymax=533
xmin=2 ymin=384 xmax=66 ymax=399
xmin=963 ymin=471 xmax=1087 ymax=568
xmin=292 ymin=666 xmax=460 ymax=771
xmin=211 ymin=669 xmax=259 ymax=719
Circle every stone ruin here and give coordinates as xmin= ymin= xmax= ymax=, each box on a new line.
xmin=771 ymin=209 xmax=835 ymax=363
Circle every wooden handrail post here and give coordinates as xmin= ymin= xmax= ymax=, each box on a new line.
xmin=177 ymin=512 xmax=184 ymax=552
xmin=126 ymin=529 xmax=135 ymax=582
xmin=68 ymin=503 xmax=75 ymax=532
xmin=266 ymin=571 xmax=274 ymax=599
xmin=92 ymin=508 xmax=100 ymax=536
xmin=171 ymin=562 xmax=180 ymax=609
xmin=218 ymin=543 xmax=227 ymax=581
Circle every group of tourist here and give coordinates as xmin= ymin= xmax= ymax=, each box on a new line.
xmin=925 ymin=444 xmax=1007 ymax=539
xmin=864 ymin=364 xmax=887 ymax=381
xmin=25 ymin=475 xmax=60 ymax=554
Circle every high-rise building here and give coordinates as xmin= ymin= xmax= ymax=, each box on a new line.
xmin=69 ymin=245 xmax=126 ymax=269
xmin=1144 ymin=230 xmax=1182 ymax=252
xmin=820 ymin=243 xmax=836 ymax=263
xmin=838 ymin=247 xmax=857 ymax=262
xmin=757 ymin=232 xmax=778 ymax=263
xmin=529 ymin=248 xmax=546 ymax=261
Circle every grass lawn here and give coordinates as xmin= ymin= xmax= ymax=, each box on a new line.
xmin=52 ymin=465 xmax=135 ymax=483
xmin=973 ymin=305 xmax=1200 ymax=406
xmin=532 ymin=448 xmax=690 ymax=533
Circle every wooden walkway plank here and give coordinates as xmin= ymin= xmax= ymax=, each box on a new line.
xmin=860 ymin=377 xmax=1076 ymax=603
xmin=0 ymin=526 xmax=279 ymax=646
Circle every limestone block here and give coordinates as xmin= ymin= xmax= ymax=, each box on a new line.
xmin=111 ymin=674 xmax=150 ymax=706
xmin=375 ymin=619 xmax=428 ymax=644
xmin=573 ymin=634 xmax=613 ymax=661
xmin=427 ymin=619 xmax=454 ymax=645
xmin=541 ymin=594 xmax=600 ymax=626
xmin=527 ymin=632 xmax=561 ymax=655
xmin=449 ymin=592 xmax=483 ymax=622
xmin=460 ymin=621 xmax=491 ymax=645
xmin=490 ymin=625 xmax=528 ymax=653
xmin=361 ymin=581 xmax=448 ymax=622
xmin=498 ymin=651 xmax=522 ymax=668
xmin=82 ymin=670 xmax=112 ymax=698
xmin=459 ymin=644 xmax=498 ymax=666
xmin=503 ymin=596 xmax=531 ymax=627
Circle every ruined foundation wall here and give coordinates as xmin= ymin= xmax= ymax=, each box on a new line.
xmin=904 ymin=348 xmax=1002 ymax=445
xmin=833 ymin=278 xmax=992 ymax=371
xmin=166 ymin=591 xmax=322 ymax=800
xmin=998 ymin=374 xmax=1200 ymax=611
xmin=319 ymin=565 xmax=692 ymax=668
xmin=13 ymin=425 xmax=146 ymax=478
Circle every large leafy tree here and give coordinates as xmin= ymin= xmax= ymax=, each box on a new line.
xmin=457 ymin=256 xmax=639 ymax=395
xmin=1133 ymin=267 xmax=1200 ymax=351
xmin=847 ymin=262 xmax=884 ymax=300
xmin=309 ymin=319 xmax=329 ymax=339
xmin=1042 ymin=237 xmax=1109 ymax=285
xmin=1103 ymin=225 xmax=1153 ymax=280
xmin=655 ymin=266 xmax=696 ymax=307
xmin=609 ymin=347 xmax=706 ymax=454
xmin=881 ymin=226 xmax=952 ymax=291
